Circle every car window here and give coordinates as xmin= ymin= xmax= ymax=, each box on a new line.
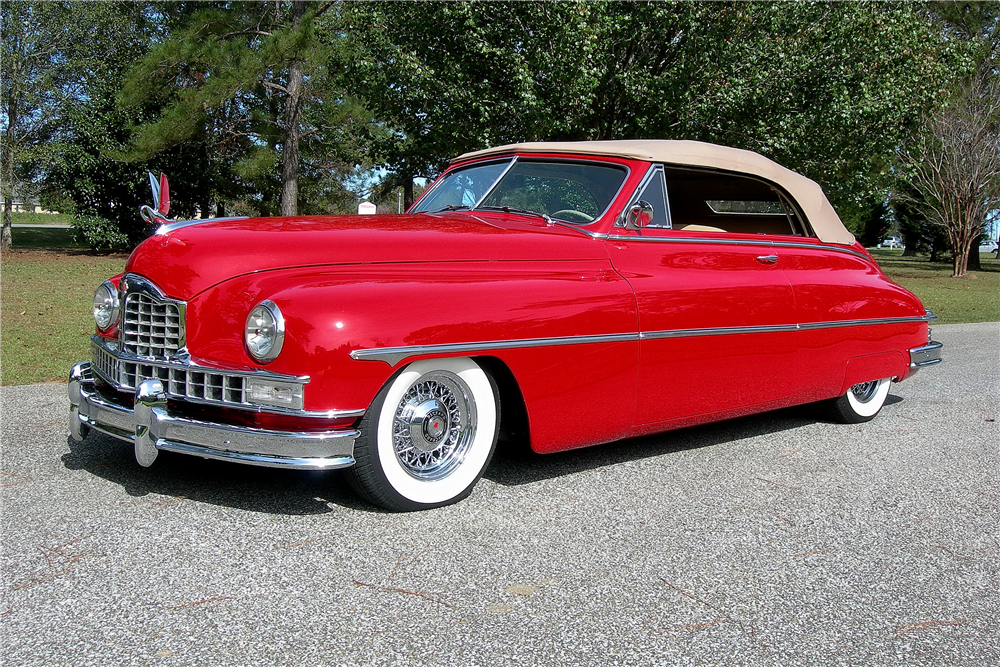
xmin=632 ymin=165 xmax=670 ymax=228
xmin=478 ymin=160 xmax=628 ymax=224
xmin=411 ymin=160 xmax=511 ymax=213
xmin=664 ymin=167 xmax=806 ymax=236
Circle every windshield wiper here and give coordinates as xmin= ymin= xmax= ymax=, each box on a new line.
xmin=477 ymin=205 xmax=552 ymax=223
xmin=429 ymin=204 xmax=471 ymax=213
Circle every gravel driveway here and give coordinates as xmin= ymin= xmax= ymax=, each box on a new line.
xmin=2 ymin=322 xmax=997 ymax=666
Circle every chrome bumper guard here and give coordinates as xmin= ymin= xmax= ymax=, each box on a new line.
xmin=68 ymin=362 xmax=357 ymax=470
xmin=909 ymin=341 xmax=943 ymax=374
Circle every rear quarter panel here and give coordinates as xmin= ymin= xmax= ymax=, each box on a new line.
xmin=779 ymin=240 xmax=929 ymax=401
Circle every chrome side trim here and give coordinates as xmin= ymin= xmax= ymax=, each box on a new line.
xmin=351 ymin=314 xmax=937 ymax=365
xmin=640 ymin=324 xmax=799 ymax=340
xmin=350 ymin=332 xmax=640 ymax=366
xmin=604 ymin=234 xmax=870 ymax=260
xmin=797 ymin=314 xmax=937 ymax=330
xmin=69 ymin=363 xmax=357 ymax=471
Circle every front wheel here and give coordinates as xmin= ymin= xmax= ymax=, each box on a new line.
xmin=822 ymin=378 xmax=891 ymax=424
xmin=346 ymin=357 xmax=500 ymax=511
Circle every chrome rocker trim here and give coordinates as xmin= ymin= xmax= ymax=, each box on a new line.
xmin=908 ymin=341 xmax=943 ymax=374
xmin=69 ymin=362 xmax=357 ymax=471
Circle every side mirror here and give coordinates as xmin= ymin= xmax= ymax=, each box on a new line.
xmin=626 ymin=200 xmax=654 ymax=228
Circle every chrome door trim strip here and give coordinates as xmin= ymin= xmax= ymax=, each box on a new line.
xmin=640 ymin=324 xmax=799 ymax=340
xmin=796 ymin=314 xmax=936 ymax=330
xmin=350 ymin=332 xmax=640 ymax=366
xmin=604 ymin=234 xmax=870 ymax=260
xmin=351 ymin=313 xmax=935 ymax=366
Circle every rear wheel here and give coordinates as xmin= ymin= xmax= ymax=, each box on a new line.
xmin=823 ymin=378 xmax=891 ymax=423
xmin=346 ymin=357 xmax=499 ymax=511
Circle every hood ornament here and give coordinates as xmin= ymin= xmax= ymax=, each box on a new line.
xmin=139 ymin=172 xmax=173 ymax=225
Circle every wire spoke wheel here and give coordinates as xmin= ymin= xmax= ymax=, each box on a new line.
xmin=391 ymin=372 xmax=476 ymax=480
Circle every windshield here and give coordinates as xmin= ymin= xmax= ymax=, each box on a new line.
xmin=412 ymin=158 xmax=628 ymax=224
xmin=410 ymin=160 xmax=511 ymax=213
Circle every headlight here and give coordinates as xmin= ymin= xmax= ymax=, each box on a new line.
xmin=244 ymin=300 xmax=285 ymax=362
xmin=93 ymin=281 xmax=119 ymax=330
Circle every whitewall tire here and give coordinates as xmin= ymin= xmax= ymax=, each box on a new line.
xmin=347 ymin=357 xmax=499 ymax=511
xmin=824 ymin=378 xmax=891 ymax=424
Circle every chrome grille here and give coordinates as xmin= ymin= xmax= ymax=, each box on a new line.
xmin=93 ymin=341 xmax=247 ymax=406
xmin=123 ymin=291 xmax=184 ymax=357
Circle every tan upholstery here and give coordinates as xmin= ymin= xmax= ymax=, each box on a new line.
xmin=676 ymin=224 xmax=726 ymax=233
xmin=454 ymin=140 xmax=855 ymax=246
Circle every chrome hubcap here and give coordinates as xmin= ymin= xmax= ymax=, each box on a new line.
xmin=850 ymin=380 xmax=879 ymax=403
xmin=392 ymin=372 xmax=476 ymax=480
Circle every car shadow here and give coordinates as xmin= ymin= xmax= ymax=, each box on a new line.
xmin=485 ymin=395 xmax=904 ymax=487
xmin=61 ymin=435 xmax=375 ymax=515
xmin=61 ymin=394 xmax=905 ymax=513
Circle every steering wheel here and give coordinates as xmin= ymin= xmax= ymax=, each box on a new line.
xmin=551 ymin=209 xmax=595 ymax=223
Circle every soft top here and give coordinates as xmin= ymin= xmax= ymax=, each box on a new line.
xmin=455 ymin=140 xmax=855 ymax=246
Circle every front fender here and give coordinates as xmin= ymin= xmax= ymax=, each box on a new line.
xmin=183 ymin=261 xmax=640 ymax=444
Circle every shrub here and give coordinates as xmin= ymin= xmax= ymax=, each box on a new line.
xmin=71 ymin=215 xmax=131 ymax=252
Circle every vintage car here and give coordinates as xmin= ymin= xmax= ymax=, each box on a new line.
xmin=69 ymin=140 xmax=943 ymax=511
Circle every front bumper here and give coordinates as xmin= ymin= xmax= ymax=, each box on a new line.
xmin=68 ymin=362 xmax=358 ymax=470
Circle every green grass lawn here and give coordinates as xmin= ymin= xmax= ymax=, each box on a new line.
xmin=1 ymin=247 xmax=996 ymax=386
xmin=1 ymin=251 xmax=127 ymax=385
xmin=869 ymin=249 xmax=1000 ymax=324
xmin=9 ymin=211 xmax=75 ymax=225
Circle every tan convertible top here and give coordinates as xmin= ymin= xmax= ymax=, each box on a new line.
xmin=455 ymin=140 xmax=855 ymax=245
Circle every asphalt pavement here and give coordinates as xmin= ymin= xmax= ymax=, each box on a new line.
xmin=1 ymin=322 xmax=997 ymax=666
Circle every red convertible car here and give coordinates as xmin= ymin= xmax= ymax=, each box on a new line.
xmin=69 ymin=140 xmax=942 ymax=511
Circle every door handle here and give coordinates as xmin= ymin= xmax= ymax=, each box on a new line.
xmin=756 ymin=254 xmax=779 ymax=264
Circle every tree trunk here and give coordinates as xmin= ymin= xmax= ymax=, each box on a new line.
xmin=967 ymin=232 xmax=983 ymax=271
xmin=1 ymin=147 xmax=13 ymax=251
xmin=952 ymin=239 xmax=970 ymax=278
xmin=403 ymin=175 xmax=414 ymax=212
xmin=279 ymin=0 xmax=306 ymax=217
xmin=1 ymin=200 xmax=12 ymax=251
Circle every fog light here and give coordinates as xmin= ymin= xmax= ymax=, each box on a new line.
xmin=246 ymin=379 xmax=303 ymax=410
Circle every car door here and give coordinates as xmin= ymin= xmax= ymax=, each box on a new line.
xmin=604 ymin=165 xmax=800 ymax=426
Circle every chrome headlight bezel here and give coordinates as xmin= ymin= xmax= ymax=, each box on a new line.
xmin=244 ymin=300 xmax=285 ymax=363
xmin=93 ymin=281 xmax=119 ymax=331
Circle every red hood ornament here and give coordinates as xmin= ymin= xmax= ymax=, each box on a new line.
xmin=140 ymin=172 xmax=173 ymax=225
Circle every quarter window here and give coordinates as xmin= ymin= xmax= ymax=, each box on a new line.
xmin=664 ymin=167 xmax=806 ymax=236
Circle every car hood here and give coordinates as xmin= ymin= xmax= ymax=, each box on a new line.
xmin=125 ymin=212 xmax=607 ymax=299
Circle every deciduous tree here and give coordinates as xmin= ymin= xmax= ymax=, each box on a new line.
xmin=897 ymin=77 xmax=1000 ymax=277
xmin=1 ymin=1 xmax=77 ymax=250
